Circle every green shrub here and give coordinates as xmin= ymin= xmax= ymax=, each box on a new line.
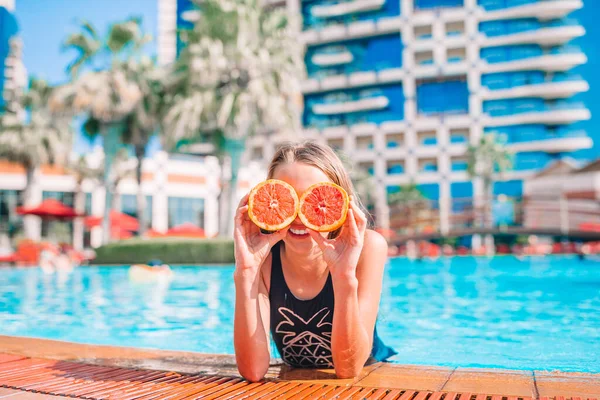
xmin=92 ymin=237 xmax=235 ymax=265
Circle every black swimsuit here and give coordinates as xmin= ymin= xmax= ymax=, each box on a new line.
xmin=269 ymin=242 xmax=396 ymax=368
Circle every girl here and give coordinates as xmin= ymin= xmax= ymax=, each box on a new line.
xmin=233 ymin=141 xmax=395 ymax=382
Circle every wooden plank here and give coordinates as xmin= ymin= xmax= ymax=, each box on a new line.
xmin=381 ymin=389 xmax=403 ymax=400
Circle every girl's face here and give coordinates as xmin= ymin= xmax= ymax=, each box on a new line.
xmin=271 ymin=161 xmax=332 ymax=243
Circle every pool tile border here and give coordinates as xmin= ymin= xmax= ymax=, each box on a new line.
xmin=0 ymin=335 xmax=598 ymax=398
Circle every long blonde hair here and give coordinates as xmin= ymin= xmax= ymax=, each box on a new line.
xmin=267 ymin=140 xmax=366 ymax=238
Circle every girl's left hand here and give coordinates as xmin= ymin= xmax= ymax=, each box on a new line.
xmin=307 ymin=197 xmax=367 ymax=281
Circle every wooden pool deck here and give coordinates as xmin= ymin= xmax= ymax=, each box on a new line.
xmin=0 ymin=336 xmax=597 ymax=400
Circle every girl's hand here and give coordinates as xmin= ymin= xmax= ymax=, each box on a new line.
xmin=307 ymin=197 xmax=367 ymax=281
xmin=234 ymin=192 xmax=289 ymax=275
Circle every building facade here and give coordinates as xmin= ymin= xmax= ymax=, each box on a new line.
xmin=0 ymin=151 xmax=267 ymax=248
xmin=0 ymin=0 xmax=19 ymax=112
xmin=158 ymin=0 xmax=592 ymax=232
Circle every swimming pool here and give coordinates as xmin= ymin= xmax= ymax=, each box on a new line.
xmin=0 ymin=255 xmax=598 ymax=373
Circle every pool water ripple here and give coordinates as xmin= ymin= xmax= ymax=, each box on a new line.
xmin=0 ymin=255 xmax=598 ymax=372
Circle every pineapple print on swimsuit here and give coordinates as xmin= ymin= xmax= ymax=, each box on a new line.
xmin=276 ymin=307 xmax=333 ymax=367
xmin=269 ymin=242 xmax=397 ymax=368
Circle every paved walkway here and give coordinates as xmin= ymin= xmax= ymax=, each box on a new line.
xmin=0 ymin=336 xmax=598 ymax=399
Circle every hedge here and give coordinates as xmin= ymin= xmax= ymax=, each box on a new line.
xmin=92 ymin=237 xmax=235 ymax=265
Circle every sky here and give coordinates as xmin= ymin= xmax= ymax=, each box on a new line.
xmin=13 ymin=0 xmax=600 ymax=160
xmin=15 ymin=0 xmax=160 ymax=155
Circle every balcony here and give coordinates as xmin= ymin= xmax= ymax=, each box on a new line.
xmin=506 ymin=132 xmax=592 ymax=153
xmin=479 ymin=0 xmax=583 ymax=22
xmin=483 ymin=103 xmax=591 ymax=127
xmin=482 ymin=49 xmax=587 ymax=73
xmin=313 ymin=95 xmax=389 ymax=115
xmin=481 ymin=78 xmax=589 ymax=100
xmin=300 ymin=16 xmax=402 ymax=45
xmin=312 ymin=50 xmax=354 ymax=67
xmin=311 ymin=0 xmax=386 ymax=19
xmin=481 ymin=24 xmax=585 ymax=47
xmin=302 ymin=68 xmax=404 ymax=94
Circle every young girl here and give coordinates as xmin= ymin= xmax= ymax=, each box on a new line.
xmin=233 ymin=141 xmax=395 ymax=382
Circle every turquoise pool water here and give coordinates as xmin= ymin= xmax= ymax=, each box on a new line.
xmin=0 ymin=255 xmax=598 ymax=373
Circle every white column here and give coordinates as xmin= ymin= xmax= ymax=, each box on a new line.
xmin=152 ymin=151 xmax=169 ymax=232
xmin=439 ymin=180 xmax=451 ymax=235
xmin=90 ymin=185 xmax=104 ymax=248
xmin=433 ymin=20 xmax=445 ymax=65
xmin=23 ymin=168 xmax=42 ymax=241
xmin=72 ymin=190 xmax=86 ymax=250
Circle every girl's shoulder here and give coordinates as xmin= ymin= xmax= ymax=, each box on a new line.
xmin=362 ymin=229 xmax=388 ymax=254
xmin=356 ymin=229 xmax=389 ymax=277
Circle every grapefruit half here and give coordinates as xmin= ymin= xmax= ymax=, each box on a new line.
xmin=298 ymin=182 xmax=349 ymax=232
xmin=248 ymin=179 xmax=299 ymax=232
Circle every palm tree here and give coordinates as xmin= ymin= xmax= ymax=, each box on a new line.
xmin=467 ymin=132 xmax=513 ymax=230
xmin=120 ymin=57 xmax=166 ymax=236
xmin=0 ymin=78 xmax=72 ymax=239
xmin=388 ymin=183 xmax=428 ymax=234
xmin=50 ymin=18 xmax=150 ymax=244
xmin=162 ymin=0 xmax=304 ymax=236
xmin=68 ymin=155 xmax=102 ymax=249
xmin=388 ymin=183 xmax=427 ymax=208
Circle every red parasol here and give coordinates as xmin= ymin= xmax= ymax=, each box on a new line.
xmin=165 ymin=222 xmax=206 ymax=238
xmin=580 ymin=222 xmax=600 ymax=232
xmin=84 ymin=210 xmax=139 ymax=231
xmin=16 ymin=199 xmax=82 ymax=219
xmin=111 ymin=226 xmax=134 ymax=240
xmin=145 ymin=228 xmax=165 ymax=238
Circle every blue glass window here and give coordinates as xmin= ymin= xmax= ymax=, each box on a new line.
xmin=481 ymin=45 xmax=542 ymax=63
xmin=0 ymin=189 xmax=22 ymax=234
xmin=482 ymin=71 xmax=546 ymax=89
xmin=387 ymin=164 xmax=404 ymax=175
xmin=121 ymin=194 xmax=153 ymax=227
xmin=417 ymin=79 xmax=469 ymax=115
xmin=168 ymin=197 xmax=205 ymax=228
xmin=513 ymin=152 xmax=552 ymax=171
xmin=302 ymin=0 xmax=400 ymax=30
xmin=451 ymin=160 xmax=468 ymax=171
xmin=303 ymin=84 xmax=404 ymax=128
xmin=421 ymin=136 xmax=438 ymax=146
xmin=450 ymin=134 xmax=467 ymax=144
xmin=421 ymin=162 xmax=438 ymax=172
xmin=450 ymin=182 xmax=472 ymax=212
xmin=176 ymin=0 xmax=196 ymax=57
xmin=417 ymin=183 xmax=439 ymax=200
xmin=306 ymin=34 xmax=403 ymax=78
xmin=493 ymin=180 xmax=523 ymax=197
xmin=0 ymin=8 xmax=18 ymax=111
xmin=415 ymin=0 xmax=464 ymax=9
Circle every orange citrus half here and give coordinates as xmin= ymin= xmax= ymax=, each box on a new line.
xmin=298 ymin=182 xmax=349 ymax=232
xmin=248 ymin=179 xmax=299 ymax=232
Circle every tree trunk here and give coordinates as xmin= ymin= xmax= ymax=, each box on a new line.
xmin=223 ymin=138 xmax=246 ymax=237
xmin=73 ymin=184 xmax=85 ymax=250
xmin=217 ymin=155 xmax=229 ymax=236
xmin=101 ymin=124 xmax=121 ymax=245
xmin=134 ymin=144 xmax=147 ymax=236
xmin=23 ymin=165 xmax=35 ymax=206
xmin=22 ymin=165 xmax=37 ymax=240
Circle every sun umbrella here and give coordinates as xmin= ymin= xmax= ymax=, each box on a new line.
xmin=84 ymin=210 xmax=139 ymax=231
xmin=16 ymin=199 xmax=82 ymax=220
xmin=165 ymin=223 xmax=206 ymax=238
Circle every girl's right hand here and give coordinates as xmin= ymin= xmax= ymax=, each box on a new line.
xmin=233 ymin=192 xmax=289 ymax=275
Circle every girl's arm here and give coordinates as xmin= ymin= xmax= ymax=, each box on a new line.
xmin=234 ymin=265 xmax=271 ymax=382
xmin=330 ymin=230 xmax=388 ymax=378
xmin=233 ymin=193 xmax=288 ymax=382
